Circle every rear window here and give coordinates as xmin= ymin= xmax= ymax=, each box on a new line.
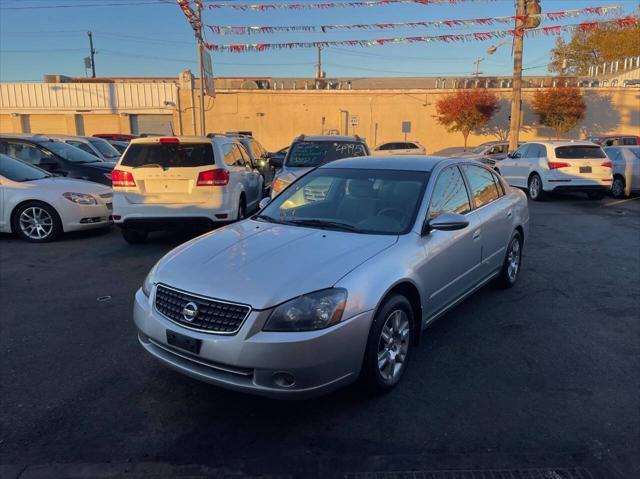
xmin=555 ymin=145 xmax=606 ymax=159
xmin=121 ymin=143 xmax=214 ymax=168
xmin=286 ymin=141 xmax=368 ymax=167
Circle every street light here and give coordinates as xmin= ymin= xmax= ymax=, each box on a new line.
xmin=487 ymin=40 xmax=512 ymax=56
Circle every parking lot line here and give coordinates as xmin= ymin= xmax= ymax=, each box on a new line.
xmin=602 ymin=197 xmax=640 ymax=207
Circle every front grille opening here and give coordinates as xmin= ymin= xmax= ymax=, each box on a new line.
xmin=155 ymin=284 xmax=250 ymax=334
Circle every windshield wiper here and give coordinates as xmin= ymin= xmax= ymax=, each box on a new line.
xmin=283 ymin=218 xmax=358 ymax=232
xmin=253 ymin=214 xmax=279 ymax=223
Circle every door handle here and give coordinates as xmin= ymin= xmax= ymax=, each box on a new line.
xmin=473 ymin=229 xmax=481 ymax=241
xmin=506 ymin=210 xmax=512 ymax=218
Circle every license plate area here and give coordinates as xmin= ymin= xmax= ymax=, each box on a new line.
xmin=167 ymin=330 xmax=201 ymax=354
xmin=579 ymin=166 xmax=592 ymax=173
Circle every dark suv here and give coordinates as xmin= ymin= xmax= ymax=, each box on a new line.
xmin=0 ymin=135 xmax=115 ymax=186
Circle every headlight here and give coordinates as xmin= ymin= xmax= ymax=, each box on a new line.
xmin=264 ymin=288 xmax=347 ymax=332
xmin=63 ymin=192 xmax=97 ymax=205
xmin=142 ymin=261 xmax=160 ymax=297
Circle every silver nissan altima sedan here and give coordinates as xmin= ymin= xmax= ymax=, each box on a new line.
xmin=134 ymin=156 xmax=529 ymax=398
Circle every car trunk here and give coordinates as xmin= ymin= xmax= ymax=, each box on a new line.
xmin=551 ymin=145 xmax=611 ymax=181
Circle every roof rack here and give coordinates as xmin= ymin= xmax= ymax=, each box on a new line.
xmin=295 ymin=134 xmax=305 ymax=141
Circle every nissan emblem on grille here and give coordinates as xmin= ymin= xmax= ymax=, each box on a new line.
xmin=181 ymin=302 xmax=199 ymax=322
xmin=155 ymin=285 xmax=250 ymax=334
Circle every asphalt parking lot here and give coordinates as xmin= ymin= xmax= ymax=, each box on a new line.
xmin=1 ymin=195 xmax=639 ymax=479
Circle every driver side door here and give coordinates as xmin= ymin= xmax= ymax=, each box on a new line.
xmin=418 ymin=165 xmax=483 ymax=320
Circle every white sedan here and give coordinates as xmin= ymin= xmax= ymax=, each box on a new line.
xmin=373 ymin=141 xmax=426 ymax=156
xmin=0 ymin=154 xmax=113 ymax=242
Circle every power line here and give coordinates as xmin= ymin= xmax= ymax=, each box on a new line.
xmin=0 ymin=0 xmax=171 ymax=10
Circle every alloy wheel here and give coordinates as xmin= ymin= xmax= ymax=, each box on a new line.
xmin=612 ymin=178 xmax=624 ymax=198
xmin=19 ymin=206 xmax=54 ymax=240
xmin=529 ymin=176 xmax=540 ymax=199
xmin=507 ymin=237 xmax=521 ymax=283
xmin=377 ymin=310 xmax=410 ymax=382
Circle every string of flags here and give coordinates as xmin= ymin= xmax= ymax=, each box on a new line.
xmin=206 ymin=0 xmax=490 ymax=11
xmin=206 ymin=5 xmax=622 ymax=35
xmin=204 ymin=17 xmax=638 ymax=53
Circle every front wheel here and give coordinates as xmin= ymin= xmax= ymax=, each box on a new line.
xmin=12 ymin=201 xmax=62 ymax=242
xmin=527 ymin=174 xmax=546 ymax=201
xmin=496 ymin=231 xmax=523 ymax=289
xmin=611 ymin=176 xmax=626 ymax=199
xmin=360 ymin=294 xmax=414 ymax=394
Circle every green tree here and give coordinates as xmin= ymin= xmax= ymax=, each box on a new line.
xmin=531 ymin=86 xmax=586 ymax=139
xmin=435 ymin=89 xmax=499 ymax=150
xmin=549 ymin=23 xmax=640 ymax=76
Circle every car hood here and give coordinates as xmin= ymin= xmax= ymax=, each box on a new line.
xmin=154 ymin=220 xmax=397 ymax=310
xmin=31 ymin=177 xmax=112 ymax=194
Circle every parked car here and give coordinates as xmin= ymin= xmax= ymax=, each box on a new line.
xmin=459 ymin=141 xmax=516 ymax=167
xmin=49 ymin=135 xmax=121 ymax=162
xmin=269 ymin=145 xmax=289 ymax=167
xmin=108 ymin=140 xmax=129 ymax=155
xmin=604 ymin=145 xmax=640 ymax=198
xmin=586 ymin=134 xmax=639 ymax=147
xmin=497 ymin=140 xmax=612 ymax=201
xmin=134 ymin=156 xmax=528 ymax=398
xmin=373 ymin=141 xmax=426 ymax=156
xmin=227 ymin=134 xmax=276 ymax=194
xmin=0 ymin=154 xmax=112 ymax=242
xmin=0 ymin=134 xmax=115 ymax=186
xmin=93 ymin=133 xmax=138 ymax=141
xmin=270 ymin=135 xmax=369 ymax=197
xmin=111 ymin=136 xmax=263 ymax=243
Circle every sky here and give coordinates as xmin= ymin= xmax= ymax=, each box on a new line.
xmin=0 ymin=0 xmax=637 ymax=82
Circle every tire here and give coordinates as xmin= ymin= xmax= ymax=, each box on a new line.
xmin=587 ymin=191 xmax=606 ymax=200
xmin=611 ymin=176 xmax=626 ymax=199
xmin=12 ymin=201 xmax=62 ymax=243
xmin=527 ymin=173 xmax=546 ymax=201
xmin=360 ymin=294 xmax=414 ymax=394
xmin=121 ymin=227 xmax=148 ymax=244
xmin=237 ymin=196 xmax=247 ymax=220
xmin=496 ymin=230 xmax=523 ymax=289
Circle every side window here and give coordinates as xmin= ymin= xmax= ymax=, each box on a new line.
xmin=236 ymin=144 xmax=252 ymax=166
xmin=528 ymin=144 xmax=541 ymax=158
xmin=428 ymin=166 xmax=471 ymax=220
xmin=623 ymin=137 xmax=637 ymax=145
xmin=405 ymin=143 xmax=418 ymax=149
xmin=1 ymin=142 xmax=49 ymax=165
xmin=462 ymin=164 xmax=501 ymax=208
xmin=512 ymin=144 xmax=528 ymax=159
xmin=222 ymin=143 xmax=236 ymax=167
xmin=491 ymin=171 xmax=505 ymax=196
xmin=69 ymin=141 xmax=96 ymax=156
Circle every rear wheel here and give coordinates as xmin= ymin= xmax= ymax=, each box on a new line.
xmin=587 ymin=191 xmax=606 ymax=200
xmin=121 ymin=227 xmax=148 ymax=244
xmin=12 ymin=201 xmax=61 ymax=243
xmin=360 ymin=294 xmax=414 ymax=394
xmin=527 ymin=174 xmax=546 ymax=201
xmin=496 ymin=230 xmax=523 ymax=289
xmin=611 ymin=176 xmax=626 ymax=199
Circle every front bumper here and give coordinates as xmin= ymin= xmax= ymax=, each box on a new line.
xmin=56 ymin=201 xmax=112 ymax=232
xmin=133 ymin=288 xmax=373 ymax=399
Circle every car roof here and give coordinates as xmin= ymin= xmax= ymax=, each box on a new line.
xmin=319 ymin=155 xmax=456 ymax=172
xmin=529 ymin=140 xmax=603 ymax=147
xmin=129 ymin=135 xmax=227 ymax=145
xmin=0 ymin=133 xmax=52 ymax=143
xmin=589 ymin=134 xmax=638 ymax=138
xmin=293 ymin=135 xmax=364 ymax=143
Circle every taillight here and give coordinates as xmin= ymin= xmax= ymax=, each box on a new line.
xmin=197 ymin=169 xmax=228 ymax=186
xmin=548 ymin=161 xmax=570 ymax=169
xmin=601 ymin=160 xmax=612 ymax=168
xmin=111 ymin=169 xmax=136 ymax=187
xmin=159 ymin=137 xmax=179 ymax=144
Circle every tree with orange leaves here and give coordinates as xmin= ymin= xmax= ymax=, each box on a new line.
xmin=531 ymin=85 xmax=586 ymax=139
xmin=435 ymin=89 xmax=499 ymax=151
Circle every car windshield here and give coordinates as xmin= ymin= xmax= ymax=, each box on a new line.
xmin=471 ymin=146 xmax=488 ymax=154
xmin=89 ymin=138 xmax=120 ymax=159
xmin=41 ymin=140 xmax=99 ymax=163
xmin=0 ymin=154 xmax=50 ymax=181
xmin=555 ymin=145 xmax=606 ymax=159
xmin=257 ymin=167 xmax=429 ymax=235
xmin=285 ymin=141 xmax=368 ymax=167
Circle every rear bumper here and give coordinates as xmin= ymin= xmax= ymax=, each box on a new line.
xmin=543 ymin=177 xmax=612 ymax=193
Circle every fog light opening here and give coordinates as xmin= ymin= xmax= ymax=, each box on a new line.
xmin=272 ymin=372 xmax=296 ymax=388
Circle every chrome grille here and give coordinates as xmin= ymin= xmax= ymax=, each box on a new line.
xmin=155 ymin=284 xmax=250 ymax=334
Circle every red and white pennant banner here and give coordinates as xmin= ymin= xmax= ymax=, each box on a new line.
xmin=205 ymin=17 xmax=638 ymax=53
xmin=207 ymin=5 xmax=621 ymax=35
xmin=206 ymin=0 xmax=490 ymax=11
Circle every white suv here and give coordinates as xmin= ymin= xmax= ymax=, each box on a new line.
xmin=497 ymin=140 xmax=612 ymax=201
xmin=112 ymin=136 xmax=263 ymax=243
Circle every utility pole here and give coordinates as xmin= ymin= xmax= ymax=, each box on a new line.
xmin=473 ymin=58 xmax=484 ymax=78
xmin=196 ymin=2 xmax=206 ymax=136
xmin=87 ymin=31 xmax=96 ymax=78
xmin=316 ymin=46 xmax=323 ymax=79
xmin=508 ymin=0 xmax=525 ymax=153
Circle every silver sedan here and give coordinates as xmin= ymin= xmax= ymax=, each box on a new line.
xmin=134 ymin=156 xmax=529 ymax=398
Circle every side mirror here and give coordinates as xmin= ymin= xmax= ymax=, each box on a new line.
xmin=259 ymin=197 xmax=271 ymax=210
xmin=422 ymin=213 xmax=469 ymax=235
xmin=269 ymin=156 xmax=284 ymax=168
